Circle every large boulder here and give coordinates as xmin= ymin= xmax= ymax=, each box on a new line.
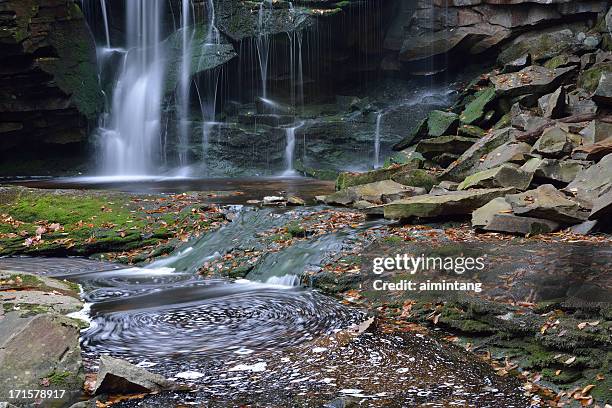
xmin=336 ymin=165 xmax=410 ymax=190
xmin=383 ymin=187 xmax=516 ymax=220
xmin=441 ymin=127 xmax=517 ymax=182
xmin=478 ymin=141 xmax=532 ymax=170
xmin=0 ymin=0 xmax=103 ymax=152
xmin=94 ymin=355 xmax=177 ymax=395
xmin=324 ymin=180 xmax=426 ymax=206
xmin=490 ymin=65 xmax=576 ymax=97
xmin=497 ymin=27 xmax=576 ymax=65
xmin=391 ymin=169 xmax=438 ymax=191
xmin=471 ymin=197 xmax=512 ymax=228
xmin=593 ymin=72 xmax=612 ymax=106
xmin=565 ymin=153 xmax=612 ymax=203
xmin=460 ymin=87 xmax=496 ymax=125
xmin=572 ymin=136 xmax=612 ymax=161
xmin=532 ymin=126 xmax=582 ymax=158
xmin=589 ymin=189 xmax=612 ymax=220
xmin=427 ymin=110 xmax=459 ymax=137
xmin=415 ymin=136 xmax=476 ymax=158
xmin=483 ymin=213 xmax=561 ymax=235
xmin=530 ymin=158 xmax=589 ymax=184
xmin=458 ymin=164 xmax=533 ymax=191
xmin=506 ymin=184 xmax=589 ymax=224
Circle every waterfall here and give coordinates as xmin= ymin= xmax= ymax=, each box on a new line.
xmin=98 ymin=0 xmax=166 ymax=175
xmin=283 ymin=124 xmax=300 ymax=176
xmin=177 ymin=0 xmax=194 ymax=170
xmin=256 ymin=2 xmax=271 ymax=98
xmin=99 ymin=0 xmax=110 ymax=48
xmin=373 ymin=112 xmax=382 ymax=169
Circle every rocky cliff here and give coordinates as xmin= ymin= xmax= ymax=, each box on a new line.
xmin=0 ymin=0 xmax=102 ymax=167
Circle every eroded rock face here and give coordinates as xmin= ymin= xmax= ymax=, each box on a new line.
xmin=0 ymin=0 xmax=103 ymax=153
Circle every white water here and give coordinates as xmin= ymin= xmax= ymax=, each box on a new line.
xmin=99 ymin=0 xmax=110 ymax=48
xmin=256 ymin=2 xmax=271 ymax=98
xmin=374 ymin=112 xmax=383 ymax=169
xmin=98 ymin=0 xmax=166 ymax=175
xmin=283 ymin=124 xmax=301 ymax=176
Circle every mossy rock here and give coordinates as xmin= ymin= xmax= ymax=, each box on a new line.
xmin=460 ymin=87 xmax=496 ymax=126
xmin=427 ymin=110 xmax=459 ymax=138
xmin=577 ymin=62 xmax=612 ymax=93
xmin=391 ymin=169 xmax=437 ymax=192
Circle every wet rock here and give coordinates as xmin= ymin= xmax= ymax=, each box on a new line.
xmin=593 ymin=72 xmax=612 ymax=106
xmin=442 ymin=127 xmax=517 ymax=182
xmin=392 ymin=118 xmax=428 ymax=151
xmin=427 ymin=110 xmax=459 ymax=137
xmin=506 ymin=184 xmax=589 ymax=224
xmin=415 ymin=136 xmax=476 ymax=159
xmin=572 ymin=136 xmax=612 ymax=161
xmin=263 ymin=196 xmax=286 ymax=206
xmin=538 ymin=86 xmax=566 ymax=119
xmin=391 ymin=169 xmax=438 ymax=191
xmin=384 ymin=149 xmax=425 ymax=169
xmin=458 ymin=164 xmax=533 ymax=191
xmin=478 ymin=141 xmax=532 ymax=170
xmin=501 ymin=53 xmax=531 ymax=74
xmin=483 ymin=213 xmax=561 ymax=235
xmin=94 ymin=355 xmax=177 ymax=395
xmin=531 ymin=158 xmax=589 ymax=184
xmin=532 ymin=126 xmax=582 ymax=158
xmin=589 ymin=189 xmax=612 ymax=220
xmin=383 ymin=188 xmax=516 ymax=220
xmin=565 ymin=153 xmax=612 ymax=203
xmin=472 ymin=197 xmax=512 ymax=229
xmin=324 ymin=180 xmax=424 ymax=206
xmin=491 ymin=65 xmax=576 ymax=97
xmin=460 ymin=87 xmax=496 ymax=125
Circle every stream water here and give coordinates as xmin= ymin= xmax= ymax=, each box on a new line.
xmin=0 ymin=204 xmax=531 ymax=407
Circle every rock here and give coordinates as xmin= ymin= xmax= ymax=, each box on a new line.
xmin=506 ymin=184 xmax=589 ymax=224
xmin=532 ymin=126 xmax=582 ymax=158
xmin=510 ymin=103 xmax=550 ymax=131
xmin=460 ymin=87 xmax=496 ymax=125
xmin=94 ymin=355 xmax=177 ymax=395
xmin=491 ymin=66 xmax=576 ymax=97
xmin=0 ymin=313 xmax=83 ymax=403
xmin=384 ymin=149 xmax=425 ymax=169
xmin=589 ymin=189 xmax=612 ymax=220
xmin=497 ymin=28 xmax=576 ymax=65
xmin=543 ymin=53 xmax=581 ymax=70
xmin=438 ymin=181 xmax=459 ymax=191
xmin=538 ymin=87 xmax=566 ymax=119
xmin=427 ymin=110 xmax=459 ymax=137
xmin=0 ymin=0 xmax=103 ymax=153
xmin=324 ymin=180 xmax=424 ymax=206
xmin=593 ymin=72 xmax=612 ymax=106
xmin=572 ymin=136 xmax=612 ymax=161
xmin=442 ymin=127 xmax=517 ymax=182
xmin=432 ymin=153 xmax=460 ymax=167
xmin=566 ymin=89 xmax=599 ymax=115
xmin=392 ymin=118 xmax=428 ymax=151
xmin=263 ymin=196 xmax=286 ymax=205
xmin=391 ymin=169 xmax=438 ymax=191
xmin=565 ymin=153 xmax=612 ymax=203
xmin=579 ymin=120 xmax=612 ymax=144
xmin=569 ymin=220 xmax=599 ymax=234
xmin=287 ymin=196 xmax=306 ymax=206
xmin=336 ymin=165 xmax=410 ymax=190
xmin=458 ymin=164 xmax=533 ymax=191
xmin=478 ymin=141 xmax=532 ymax=170
xmin=415 ymin=136 xmax=476 ymax=158
xmin=458 ymin=124 xmax=486 ymax=138
xmin=532 ymin=158 xmax=589 ymax=184
xmin=501 ymin=54 xmax=531 ymax=74
xmin=577 ymin=61 xmax=612 ymax=92
xmin=383 ymin=188 xmax=516 ymax=220
xmin=472 ymin=197 xmax=512 ymax=228
xmin=483 ymin=213 xmax=561 ymax=235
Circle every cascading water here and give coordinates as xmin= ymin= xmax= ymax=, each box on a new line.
xmin=373 ymin=112 xmax=382 ymax=169
xmin=98 ymin=0 xmax=166 ymax=176
xmin=283 ymin=123 xmax=302 ymax=176
xmin=256 ymin=2 xmax=272 ymax=98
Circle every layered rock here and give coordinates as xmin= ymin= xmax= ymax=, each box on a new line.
xmin=0 ymin=0 xmax=102 ymax=153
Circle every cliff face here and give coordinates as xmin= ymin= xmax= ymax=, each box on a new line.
xmin=0 ymin=0 xmax=102 ymax=156
xmin=384 ymin=0 xmax=612 ymax=74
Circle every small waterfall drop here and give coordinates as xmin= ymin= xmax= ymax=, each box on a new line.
xmin=99 ymin=0 xmax=110 ymax=48
xmin=283 ymin=124 xmax=301 ymax=176
xmin=256 ymin=2 xmax=272 ymax=98
xmin=373 ymin=112 xmax=383 ymax=169
xmin=98 ymin=0 xmax=166 ymax=175
xmin=177 ymin=0 xmax=194 ymax=170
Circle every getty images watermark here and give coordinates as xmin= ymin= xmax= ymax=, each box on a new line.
xmin=371 ymin=253 xmax=486 ymax=293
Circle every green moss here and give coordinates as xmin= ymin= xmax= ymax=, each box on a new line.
xmin=286 ymin=222 xmax=306 ymax=238
xmin=460 ymin=87 xmax=496 ymax=126
xmin=427 ymin=110 xmax=459 ymax=137
xmin=391 ymin=169 xmax=437 ymax=192
xmin=540 ymin=368 xmax=582 ymax=384
xmin=43 ymin=370 xmax=73 ymax=386
xmin=577 ymin=62 xmax=612 ymax=93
